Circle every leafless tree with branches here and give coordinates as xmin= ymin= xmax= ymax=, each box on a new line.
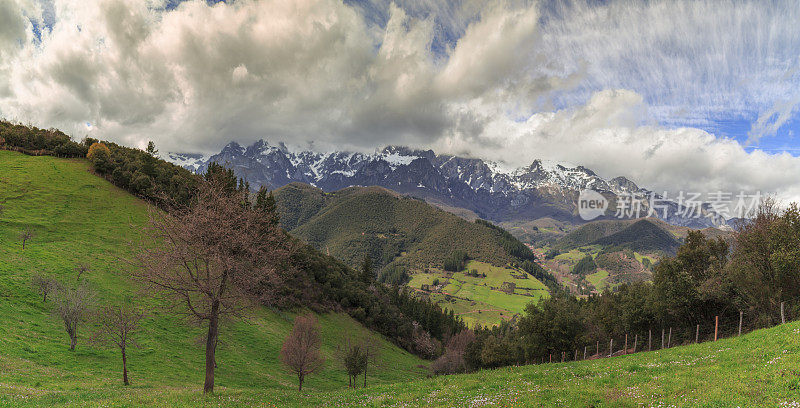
xmin=19 ymin=227 xmax=35 ymax=249
xmin=74 ymin=263 xmax=90 ymax=281
xmin=31 ymin=272 xmax=60 ymax=303
xmin=131 ymin=174 xmax=294 ymax=394
xmin=52 ymin=282 xmax=95 ymax=351
xmin=91 ymin=304 xmax=146 ymax=385
xmin=280 ymin=314 xmax=324 ymax=391
xmin=359 ymin=337 xmax=380 ymax=388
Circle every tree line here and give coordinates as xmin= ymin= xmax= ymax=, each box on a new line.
xmin=430 ymin=198 xmax=800 ymax=373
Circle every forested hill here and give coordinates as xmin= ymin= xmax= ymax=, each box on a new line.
xmin=553 ymin=218 xmax=682 ymax=255
xmin=273 ymin=182 xmax=558 ymax=290
xmin=0 ymin=123 xmax=465 ymax=356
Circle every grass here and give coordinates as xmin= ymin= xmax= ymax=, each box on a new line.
xmin=6 ymin=316 xmax=800 ymax=406
xmin=554 ymin=249 xmax=587 ymax=262
xmin=0 ymin=151 xmax=426 ymax=400
xmin=586 ymin=269 xmax=610 ymax=291
xmin=6 ymin=150 xmax=790 ymax=407
xmin=414 ymin=261 xmax=548 ymax=327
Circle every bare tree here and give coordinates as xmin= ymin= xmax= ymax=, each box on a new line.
xmin=19 ymin=227 xmax=35 ymax=249
xmin=280 ymin=314 xmax=324 ymax=391
xmin=360 ymin=337 xmax=380 ymax=388
xmin=91 ymin=304 xmax=146 ymax=385
xmin=131 ymin=174 xmax=293 ymax=394
xmin=31 ymin=272 xmax=60 ymax=303
xmin=74 ymin=263 xmax=90 ymax=281
xmin=52 ymin=282 xmax=94 ymax=351
xmin=431 ymin=330 xmax=475 ymax=375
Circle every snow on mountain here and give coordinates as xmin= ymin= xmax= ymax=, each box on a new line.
xmin=161 ymin=152 xmax=210 ymax=173
xmin=164 ymin=139 xmax=724 ymax=228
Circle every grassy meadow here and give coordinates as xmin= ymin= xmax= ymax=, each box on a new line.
xmin=6 ymin=312 xmax=800 ymax=406
xmin=0 ymin=151 xmax=426 ymax=404
xmin=408 ymin=260 xmax=548 ymax=327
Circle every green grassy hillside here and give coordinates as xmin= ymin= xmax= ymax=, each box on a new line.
xmin=7 ymin=309 xmax=799 ymax=406
xmin=408 ymin=261 xmax=550 ymax=327
xmin=274 ymin=183 xmax=557 ymax=327
xmin=0 ymin=151 xmax=425 ymax=399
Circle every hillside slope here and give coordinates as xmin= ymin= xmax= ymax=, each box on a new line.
xmin=0 ymin=151 xmax=425 ymax=396
xmin=593 ymin=219 xmax=681 ymax=254
xmin=7 ymin=308 xmax=799 ymax=406
xmin=275 ymin=183 xmax=527 ymax=271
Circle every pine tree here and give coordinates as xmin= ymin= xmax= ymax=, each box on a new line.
xmin=360 ymin=255 xmax=373 ymax=283
xmin=146 ymin=141 xmax=158 ymax=156
xmin=255 ymin=187 xmax=279 ymax=226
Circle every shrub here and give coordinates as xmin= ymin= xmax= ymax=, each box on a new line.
xmin=86 ymin=142 xmax=111 ymax=170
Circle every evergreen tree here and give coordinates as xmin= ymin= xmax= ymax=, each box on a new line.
xmin=255 ymin=187 xmax=279 ymax=226
xmin=361 ymin=255 xmax=373 ymax=283
xmin=146 ymin=141 xmax=158 ymax=156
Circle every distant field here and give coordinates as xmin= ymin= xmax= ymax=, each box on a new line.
xmin=408 ymin=261 xmax=547 ymax=327
xmin=586 ymin=269 xmax=610 ymax=291
xmin=0 ymin=151 xmax=425 ymax=399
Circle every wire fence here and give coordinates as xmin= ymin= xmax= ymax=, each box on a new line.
xmin=537 ymin=295 xmax=800 ymax=364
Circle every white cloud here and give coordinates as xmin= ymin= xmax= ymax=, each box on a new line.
xmin=435 ymin=89 xmax=800 ymax=203
xmin=1 ymin=0 xmax=800 ymax=203
xmin=536 ymin=0 xmax=800 ymax=134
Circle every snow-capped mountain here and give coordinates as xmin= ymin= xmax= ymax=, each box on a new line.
xmin=165 ymin=140 xmax=725 ymax=228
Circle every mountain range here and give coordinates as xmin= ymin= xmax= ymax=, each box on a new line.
xmin=164 ymin=140 xmax=727 ymax=229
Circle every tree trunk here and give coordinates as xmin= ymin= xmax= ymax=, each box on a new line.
xmin=298 ymin=374 xmax=304 ymax=391
xmin=214 ymin=335 xmax=218 ymax=368
xmin=68 ymin=326 xmax=77 ymax=351
xmin=203 ymin=302 xmax=220 ymax=394
xmin=364 ymin=362 xmax=367 ymax=388
xmin=122 ymin=348 xmax=129 ymax=386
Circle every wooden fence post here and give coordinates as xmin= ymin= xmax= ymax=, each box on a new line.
xmin=695 ymin=324 xmax=699 ymax=343
xmin=609 ymin=339 xmax=613 ymax=357
xmin=714 ymin=316 xmax=719 ymax=341
xmin=781 ymin=302 xmax=786 ymax=324
xmin=667 ymin=327 xmax=672 ymax=348
xmin=583 ymin=346 xmax=587 ymax=360
xmin=739 ymin=311 xmax=743 ymax=336
xmin=574 ymin=349 xmax=578 ymax=361
xmin=648 ymin=329 xmax=652 ymax=351
xmin=596 ymin=341 xmax=599 ymax=356
xmin=633 ymin=334 xmax=638 ymax=353
xmin=624 ymin=334 xmax=628 ymax=354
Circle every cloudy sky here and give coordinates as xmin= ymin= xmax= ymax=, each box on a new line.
xmin=2 ymin=0 xmax=800 ymax=201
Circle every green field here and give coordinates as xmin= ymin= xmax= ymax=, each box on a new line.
xmin=586 ymin=269 xmax=610 ymax=291
xmin=0 ymin=151 xmax=425 ymax=399
xmin=6 ymin=313 xmax=800 ymax=406
xmin=409 ymin=261 xmax=548 ymax=327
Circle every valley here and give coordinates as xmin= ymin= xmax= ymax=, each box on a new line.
xmin=1 ymin=2 xmax=795 ymax=406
